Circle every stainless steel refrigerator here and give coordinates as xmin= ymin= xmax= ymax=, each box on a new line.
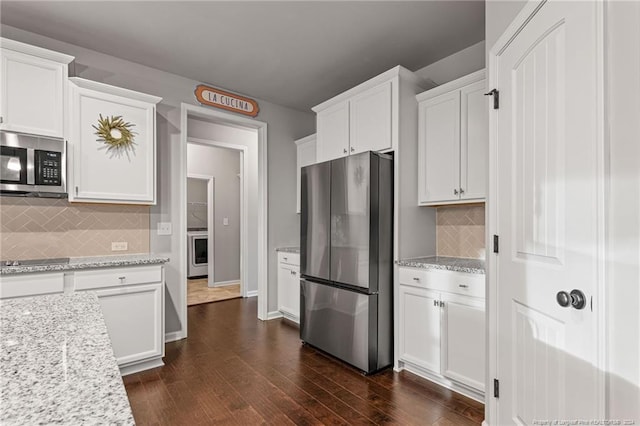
xmin=300 ymin=151 xmax=393 ymax=374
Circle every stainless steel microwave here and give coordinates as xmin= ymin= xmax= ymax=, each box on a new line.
xmin=0 ymin=132 xmax=67 ymax=197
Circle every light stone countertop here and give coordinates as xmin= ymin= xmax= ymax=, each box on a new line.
xmin=396 ymin=256 xmax=485 ymax=274
xmin=275 ymin=247 xmax=300 ymax=254
xmin=0 ymin=253 xmax=169 ymax=275
xmin=0 ymin=292 xmax=135 ymax=425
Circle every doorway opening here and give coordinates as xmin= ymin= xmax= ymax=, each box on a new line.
xmin=177 ymin=103 xmax=268 ymax=340
xmin=186 ymin=144 xmax=243 ymax=306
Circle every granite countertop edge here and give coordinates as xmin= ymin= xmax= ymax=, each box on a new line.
xmin=0 ymin=254 xmax=170 ymax=275
xmin=396 ymin=256 xmax=486 ymax=275
xmin=0 ymin=292 xmax=135 ymax=425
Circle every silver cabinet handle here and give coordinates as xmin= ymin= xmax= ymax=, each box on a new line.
xmin=412 ymin=277 xmax=420 ymax=282
xmin=454 ymin=189 xmax=459 ymax=196
xmin=283 ymin=257 xmax=288 ymax=261
xmin=433 ymin=300 xmax=438 ymax=307
xmin=118 ymin=276 xmax=126 ymax=282
xmin=459 ymin=188 xmax=465 ymax=195
xmin=458 ymin=284 xmax=468 ymax=288
xmin=0 ymin=116 xmax=3 ymax=124
xmin=350 ymin=146 xmax=355 ymax=152
xmin=343 ymin=148 xmax=348 ymax=154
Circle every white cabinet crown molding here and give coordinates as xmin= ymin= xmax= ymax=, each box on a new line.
xmin=294 ymin=134 xmax=316 ymax=146
xmin=416 ymin=69 xmax=486 ymax=102
xmin=312 ymin=65 xmax=426 ymax=113
xmin=68 ymin=77 xmax=162 ymax=105
xmin=0 ymin=37 xmax=74 ymax=64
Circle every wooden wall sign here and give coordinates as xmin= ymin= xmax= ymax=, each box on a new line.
xmin=195 ymin=85 xmax=259 ymax=117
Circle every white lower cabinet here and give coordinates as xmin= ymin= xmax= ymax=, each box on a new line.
xmin=398 ymin=285 xmax=441 ymax=372
xmin=277 ymin=252 xmax=300 ymax=323
xmin=440 ymin=293 xmax=485 ymax=392
xmin=74 ymin=265 xmax=164 ymax=375
xmin=0 ymin=272 xmax=64 ymax=299
xmin=398 ymin=266 xmax=485 ymax=400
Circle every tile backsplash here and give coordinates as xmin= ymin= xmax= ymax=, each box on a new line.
xmin=0 ymin=197 xmax=149 ymax=260
xmin=436 ymin=204 xmax=485 ymax=259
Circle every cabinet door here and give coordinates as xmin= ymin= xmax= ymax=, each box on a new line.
xmin=316 ymin=100 xmax=349 ymax=162
xmin=460 ymin=81 xmax=488 ymax=200
xmin=70 ymin=85 xmax=156 ymax=204
xmin=0 ymin=272 xmax=64 ymax=299
xmin=418 ymin=91 xmax=461 ymax=204
xmin=349 ymin=81 xmax=392 ymax=155
xmin=277 ymin=262 xmax=300 ymax=321
xmin=296 ymin=136 xmax=316 ymax=213
xmin=398 ymin=285 xmax=441 ymax=373
xmin=96 ymin=282 xmax=164 ymax=366
xmin=0 ymin=49 xmax=65 ymax=137
xmin=440 ymin=294 xmax=485 ymax=391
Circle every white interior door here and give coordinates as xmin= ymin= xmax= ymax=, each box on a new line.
xmin=493 ymin=1 xmax=603 ymax=423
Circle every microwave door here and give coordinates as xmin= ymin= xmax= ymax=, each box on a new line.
xmin=0 ymin=146 xmax=28 ymax=185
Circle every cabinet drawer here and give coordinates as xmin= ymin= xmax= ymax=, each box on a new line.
xmin=398 ymin=267 xmax=485 ymax=298
xmin=74 ymin=265 xmax=162 ymax=290
xmin=0 ymin=272 xmax=64 ymax=299
xmin=278 ymin=252 xmax=300 ymax=267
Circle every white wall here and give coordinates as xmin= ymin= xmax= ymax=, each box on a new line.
xmin=414 ymin=40 xmax=485 ymax=85
xmin=187 ymin=145 xmax=241 ymax=283
xmin=0 ymin=24 xmax=315 ymax=335
xmin=606 ymin=0 xmax=640 ymax=420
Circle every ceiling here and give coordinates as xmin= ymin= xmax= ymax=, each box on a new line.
xmin=0 ymin=1 xmax=485 ymax=111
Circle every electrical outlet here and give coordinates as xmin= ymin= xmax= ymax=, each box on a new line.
xmin=223 ymin=217 xmax=229 ymax=226
xmin=157 ymin=222 xmax=172 ymax=235
xmin=111 ymin=242 xmax=128 ymax=251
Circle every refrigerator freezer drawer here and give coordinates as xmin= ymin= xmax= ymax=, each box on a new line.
xmin=300 ymin=279 xmax=391 ymax=373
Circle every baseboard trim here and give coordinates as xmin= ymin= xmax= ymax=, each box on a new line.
xmin=266 ymin=310 xmax=283 ymax=320
xmin=120 ymin=357 xmax=164 ymax=376
xmin=165 ymin=331 xmax=186 ymax=343
xmin=212 ymin=279 xmax=240 ymax=287
xmin=246 ymin=290 xmax=258 ymax=298
xmin=398 ymin=360 xmax=485 ymax=403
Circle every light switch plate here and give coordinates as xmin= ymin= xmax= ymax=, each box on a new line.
xmin=157 ymin=222 xmax=172 ymax=235
xmin=111 ymin=242 xmax=128 ymax=251
xmin=223 ymin=217 xmax=229 ymax=226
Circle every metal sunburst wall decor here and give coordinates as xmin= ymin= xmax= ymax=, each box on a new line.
xmin=93 ymin=114 xmax=137 ymax=156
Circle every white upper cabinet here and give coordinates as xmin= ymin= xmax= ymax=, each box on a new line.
xmin=0 ymin=39 xmax=73 ymax=138
xmin=459 ymin=81 xmax=489 ymax=201
xmin=316 ymin=101 xmax=349 ymax=162
xmin=349 ymin=81 xmax=392 ymax=155
xmin=314 ymin=66 xmax=423 ymax=163
xmin=417 ymin=70 xmax=488 ymax=206
xmin=295 ymin=134 xmax=316 ymax=213
xmin=68 ymin=77 xmax=161 ymax=205
xmin=418 ymin=91 xmax=461 ymax=204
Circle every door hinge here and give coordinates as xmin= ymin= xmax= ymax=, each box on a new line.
xmin=494 ymin=379 xmax=500 ymax=398
xmin=485 ymin=89 xmax=499 ymax=109
xmin=493 ymin=235 xmax=499 ymax=254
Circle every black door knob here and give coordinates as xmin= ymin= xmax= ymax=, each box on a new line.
xmin=570 ymin=289 xmax=586 ymax=310
xmin=557 ymin=291 xmax=571 ymax=307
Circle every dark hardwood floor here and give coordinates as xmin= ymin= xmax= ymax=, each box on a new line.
xmin=124 ymin=298 xmax=484 ymax=425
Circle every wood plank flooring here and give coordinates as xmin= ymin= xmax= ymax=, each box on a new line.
xmin=187 ymin=279 xmax=241 ymax=306
xmin=124 ymin=297 xmax=484 ymax=425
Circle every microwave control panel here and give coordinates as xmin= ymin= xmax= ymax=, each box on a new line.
xmin=35 ymin=150 xmax=62 ymax=186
